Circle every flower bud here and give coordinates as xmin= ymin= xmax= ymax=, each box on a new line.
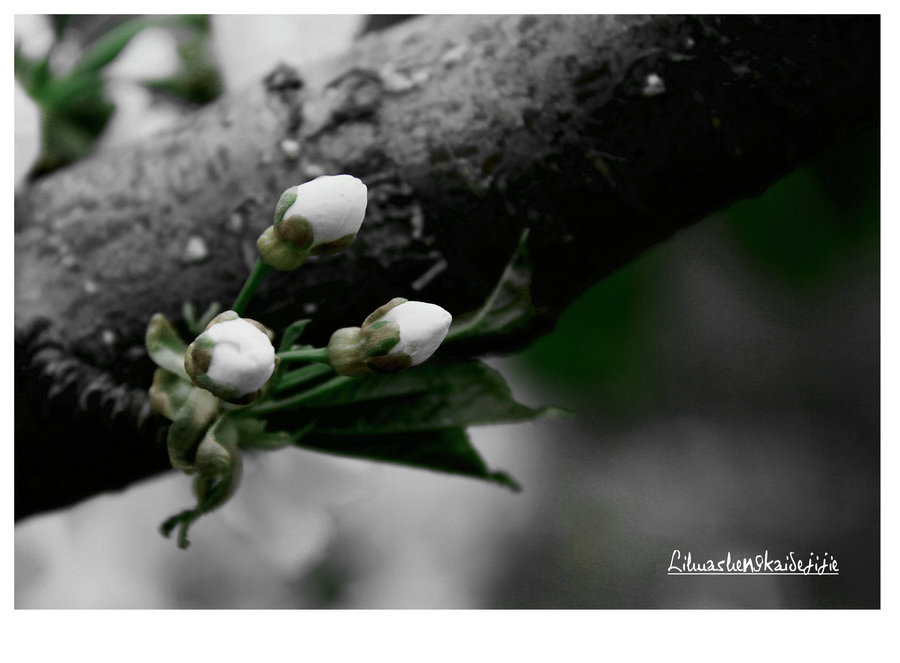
xmin=327 ymin=298 xmax=452 ymax=376
xmin=372 ymin=300 xmax=453 ymax=366
xmin=184 ymin=311 xmax=277 ymax=404
xmin=258 ymin=174 xmax=367 ymax=270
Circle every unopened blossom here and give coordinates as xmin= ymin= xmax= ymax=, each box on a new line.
xmin=376 ymin=300 xmax=453 ymax=366
xmin=184 ymin=311 xmax=276 ymax=404
xmin=258 ymin=174 xmax=368 ymax=270
xmin=327 ymin=298 xmax=452 ymax=376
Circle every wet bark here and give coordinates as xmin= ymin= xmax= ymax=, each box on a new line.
xmin=15 ymin=14 xmax=879 ymax=519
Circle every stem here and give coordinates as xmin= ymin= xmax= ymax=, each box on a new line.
xmin=232 ymin=258 xmax=272 ymax=316
xmin=272 ymin=363 xmax=333 ymax=394
xmin=250 ymin=375 xmax=353 ymax=415
xmin=446 ymin=229 xmax=529 ymax=342
xmin=278 ymin=347 xmax=331 ymax=364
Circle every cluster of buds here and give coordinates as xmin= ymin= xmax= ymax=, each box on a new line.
xmin=327 ymin=298 xmax=452 ymax=377
xmin=149 ymin=172 xmax=459 ymax=548
xmin=179 ymin=174 xmax=454 ymax=402
xmin=179 ymin=175 xmax=453 ymax=405
xmin=257 ymin=174 xmax=368 ymax=271
xmin=184 ymin=311 xmax=277 ymax=405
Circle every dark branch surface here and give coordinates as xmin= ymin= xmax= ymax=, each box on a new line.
xmin=15 ymin=15 xmax=878 ymax=519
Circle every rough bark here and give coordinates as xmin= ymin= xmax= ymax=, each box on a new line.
xmin=15 ymin=14 xmax=879 ymax=519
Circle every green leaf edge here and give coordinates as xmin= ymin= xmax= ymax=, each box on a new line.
xmin=145 ymin=313 xmax=190 ymax=381
xmin=279 ymin=318 xmax=312 ymax=352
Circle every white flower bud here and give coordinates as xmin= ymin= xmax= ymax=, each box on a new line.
xmin=376 ymin=301 xmax=452 ymax=367
xmin=204 ymin=320 xmax=275 ymax=390
xmin=259 ymin=174 xmax=368 ymax=270
xmin=278 ymin=174 xmax=367 ymax=253
xmin=327 ymin=298 xmax=452 ymax=376
xmin=185 ymin=311 xmax=276 ymax=404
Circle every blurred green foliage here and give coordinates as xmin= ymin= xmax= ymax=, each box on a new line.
xmin=513 ymin=126 xmax=879 ymax=417
xmin=142 ymin=20 xmax=222 ymax=105
xmin=15 ymin=14 xmax=221 ymax=177
xmin=517 ymin=247 xmax=667 ymax=417
xmin=724 ymin=127 xmax=878 ymax=286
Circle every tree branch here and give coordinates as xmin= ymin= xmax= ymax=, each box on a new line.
xmin=15 ymin=15 xmax=878 ymax=519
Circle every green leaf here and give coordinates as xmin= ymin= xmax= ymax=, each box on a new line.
xmin=36 ymin=91 xmax=115 ymax=172
xmin=52 ymin=15 xmax=72 ymax=40
xmin=143 ymin=64 xmax=221 ymax=106
xmin=145 ymin=313 xmax=190 ymax=380
xmin=231 ymin=414 xmax=313 ymax=450
xmin=149 ymin=367 xmax=195 ymax=420
xmin=295 ymin=427 xmax=520 ymax=490
xmin=278 ymin=319 xmax=312 ymax=352
xmin=182 ymin=301 xmax=199 ymax=334
xmin=446 ymin=229 xmax=546 ymax=342
xmin=171 ymin=15 xmax=210 ymax=30
xmin=199 ymin=302 xmax=223 ymax=328
xmin=182 ymin=300 xmax=222 ymax=336
xmin=266 ymin=318 xmax=318 ymax=394
xmin=287 ymin=362 xmax=447 ymax=407
xmin=271 ymin=363 xmax=334 ymax=395
xmin=68 ymin=16 xmax=160 ymax=78
xmin=141 ymin=20 xmax=222 ymax=106
xmin=15 ymin=47 xmax=48 ymax=96
xmin=265 ymin=358 xmax=560 ymax=434
xmin=37 ymin=71 xmax=104 ymax=109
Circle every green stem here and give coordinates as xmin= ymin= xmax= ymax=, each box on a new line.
xmin=278 ymin=347 xmax=331 ymax=364
xmin=272 ymin=363 xmax=334 ymax=394
xmin=250 ymin=375 xmax=352 ymax=415
xmin=232 ymin=258 xmax=272 ymax=316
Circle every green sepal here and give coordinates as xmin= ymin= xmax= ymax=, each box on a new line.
xmin=326 ymin=327 xmax=368 ymax=377
xmin=183 ymin=300 xmax=222 ymax=336
xmin=310 ymin=233 xmax=356 ymax=256
xmin=194 ymin=372 xmax=239 ymax=403
xmin=166 ymin=386 xmax=221 ymax=472
xmin=192 ymin=335 xmax=216 ymax=351
xmin=257 ymin=226 xmax=309 ymax=271
xmin=366 ymin=352 xmax=413 ymax=374
xmin=145 ymin=313 xmax=190 ymax=380
xmin=204 ymin=310 xmax=240 ymax=326
xmin=363 ymin=321 xmax=401 ymax=358
xmin=275 ymin=216 xmax=314 ymax=250
xmin=149 ymin=367 xmax=195 ymax=420
xmin=273 ymin=188 xmax=298 ymax=226
xmin=362 ymin=297 xmax=407 ymax=328
xmin=279 ymin=319 xmax=312 ymax=352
